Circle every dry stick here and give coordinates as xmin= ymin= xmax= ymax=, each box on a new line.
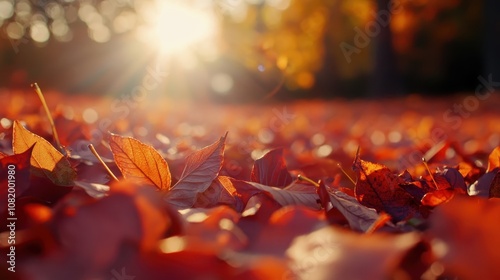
xmin=337 ymin=163 xmax=356 ymax=186
xmin=297 ymin=174 xmax=319 ymax=187
xmin=88 ymin=144 xmax=119 ymax=182
xmin=31 ymin=83 xmax=63 ymax=151
xmin=422 ymin=157 xmax=438 ymax=188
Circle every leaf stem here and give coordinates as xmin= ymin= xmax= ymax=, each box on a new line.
xmin=337 ymin=163 xmax=356 ymax=186
xmin=88 ymin=144 xmax=119 ymax=182
xmin=297 ymin=174 xmax=319 ymax=187
xmin=422 ymin=157 xmax=438 ymax=188
xmin=31 ymin=83 xmax=63 ymax=152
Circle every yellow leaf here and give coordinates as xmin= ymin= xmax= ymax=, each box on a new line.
xmin=109 ymin=134 xmax=171 ymax=190
xmin=12 ymin=120 xmax=76 ymax=186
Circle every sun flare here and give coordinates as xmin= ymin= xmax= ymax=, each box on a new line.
xmin=151 ymin=1 xmax=217 ymax=54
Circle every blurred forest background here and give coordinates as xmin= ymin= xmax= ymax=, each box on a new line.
xmin=0 ymin=0 xmax=498 ymax=101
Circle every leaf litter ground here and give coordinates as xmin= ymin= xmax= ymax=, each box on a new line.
xmin=0 ymin=90 xmax=500 ymax=279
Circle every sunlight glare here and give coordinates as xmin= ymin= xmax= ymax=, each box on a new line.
xmin=152 ymin=1 xmax=217 ymax=54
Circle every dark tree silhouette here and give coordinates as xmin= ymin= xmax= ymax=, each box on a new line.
xmin=483 ymin=0 xmax=500 ymax=83
xmin=370 ymin=0 xmax=404 ymax=97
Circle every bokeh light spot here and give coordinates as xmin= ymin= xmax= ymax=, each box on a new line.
xmin=30 ymin=21 xmax=50 ymax=43
xmin=82 ymin=108 xmax=99 ymax=124
xmin=211 ymin=73 xmax=234 ymax=95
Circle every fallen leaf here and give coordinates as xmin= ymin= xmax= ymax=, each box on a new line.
xmin=194 ymin=176 xmax=245 ymax=211
xmin=428 ymin=196 xmax=500 ymax=279
xmin=420 ymin=188 xmax=455 ymax=207
xmin=109 ymin=134 xmax=171 ymax=190
xmin=12 ymin=120 xmax=76 ymax=186
xmin=319 ymin=181 xmax=381 ymax=232
xmin=165 ymin=133 xmax=227 ymax=208
xmin=440 ymin=168 xmax=467 ymax=191
xmin=488 ymin=171 xmax=500 ymax=198
xmin=468 ymin=168 xmax=498 ymax=197
xmin=74 ymin=180 xmax=110 ymax=198
xmin=487 ymin=146 xmax=500 ymax=172
xmin=251 ymin=148 xmax=293 ymax=188
xmin=0 ymin=147 xmax=33 ymax=221
xmin=232 ymin=179 xmax=320 ymax=210
xmin=352 ymin=156 xmax=419 ymax=222
xmin=287 ymin=226 xmax=420 ymax=280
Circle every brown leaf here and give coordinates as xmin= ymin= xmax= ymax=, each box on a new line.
xmin=194 ymin=176 xmax=244 ymax=211
xmin=109 ymin=133 xmax=171 ymax=190
xmin=165 ymin=133 xmax=227 ymax=208
xmin=440 ymin=168 xmax=467 ymax=191
xmin=251 ymin=148 xmax=293 ymax=188
xmin=319 ymin=181 xmax=382 ymax=232
xmin=287 ymin=226 xmax=420 ymax=280
xmin=489 ymin=171 xmax=500 ymax=198
xmin=12 ymin=120 xmax=76 ymax=186
xmin=235 ymin=179 xmax=320 ymax=210
xmin=352 ymin=156 xmax=419 ymax=222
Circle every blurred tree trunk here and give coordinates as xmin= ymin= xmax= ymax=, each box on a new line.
xmin=315 ymin=0 xmax=341 ymax=98
xmin=370 ymin=0 xmax=403 ymax=97
xmin=483 ymin=0 xmax=500 ymax=84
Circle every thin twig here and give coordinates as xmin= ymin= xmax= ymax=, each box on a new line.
xmin=88 ymin=144 xmax=119 ymax=182
xmin=31 ymin=83 xmax=63 ymax=151
xmin=337 ymin=163 xmax=356 ymax=186
xmin=422 ymin=157 xmax=438 ymax=188
xmin=297 ymin=174 xmax=319 ymax=187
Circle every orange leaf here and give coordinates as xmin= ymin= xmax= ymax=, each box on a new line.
xmin=12 ymin=120 xmax=75 ymax=186
xmin=421 ymin=188 xmax=455 ymax=207
xmin=109 ymin=134 xmax=171 ymax=190
xmin=352 ymin=156 xmax=419 ymax=222
xmin=487 ymin=146 xmax=500 ymax=172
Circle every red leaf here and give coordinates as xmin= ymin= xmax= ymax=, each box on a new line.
xmin=109 ymin=134 xmax=171 ymax=190
xmin=251 ymin=148 xmax=293 ymax=188
xmin=165 ymin=133 xmax=227 ymax=208
xmin=428 ymin=196 xmax=500 ymax=279
xmin=0 ymin=147 xmax=33 ymax=223
xmin=489 ymin=171 xmax=500 ymax=198
xmin=353 ymin=156 xmax=420 ymax=222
